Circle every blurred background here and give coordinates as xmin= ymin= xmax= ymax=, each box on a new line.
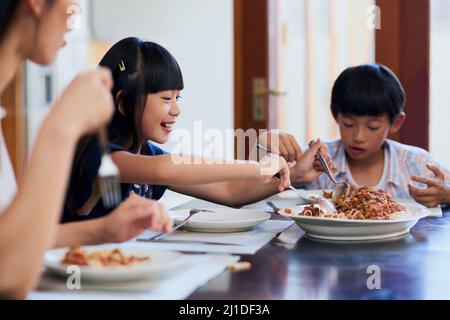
xmin=2 ymin=0 xmax=449 ymax=179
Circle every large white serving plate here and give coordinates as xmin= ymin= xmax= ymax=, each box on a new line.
xmin=278 ymin=203 xmax=430 ymax=241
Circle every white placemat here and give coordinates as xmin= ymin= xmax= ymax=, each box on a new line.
xmin=28 ymin=254 xmax=239 ymax=300
xmin=136 ymin=220 xmax=294 ymax=254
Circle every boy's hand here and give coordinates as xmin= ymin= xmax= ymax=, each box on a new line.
xmin=290 ymin=139 xmax=334 ymax=183
xmin=259 ymin=131 xmax=334 ymax=183
xmin=408 ymin=164 xmax=450 ymax=207
xmin=259 ymin=130 xmax=302 ymax=163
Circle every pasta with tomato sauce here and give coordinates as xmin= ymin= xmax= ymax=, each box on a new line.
xmin=293 ymin=187 xmax=405 ymax=220
xmin=61 ymin=246 xmax=149 ymax=267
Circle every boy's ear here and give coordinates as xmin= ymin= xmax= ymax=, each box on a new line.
xmin=115 ymin=90 xmax=126 ymax=116
xmin=390 ymin=112 xmax=406 ymax=134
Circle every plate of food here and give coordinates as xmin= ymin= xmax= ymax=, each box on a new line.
xmin=44 ymin=243 xmax=185 ymax=282
xmin=169 ymin=208 xmax=271 ymax=233
xmin=277 ymin=186 xmax=430 ymax=241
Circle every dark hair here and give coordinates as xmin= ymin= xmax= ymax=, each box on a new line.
xmin=65 ymin=37 xmax=184 ymax=215
xmin=330 ymin=64 xmax=405 ymax=123
xmin=0 ymin=0 xmax=21 ymax=42
xmin=0 ymin=0 xmax=55 ymax=43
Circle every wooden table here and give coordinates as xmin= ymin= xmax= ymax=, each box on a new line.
xmin=188 ymin=206 xmax=450 ymax=300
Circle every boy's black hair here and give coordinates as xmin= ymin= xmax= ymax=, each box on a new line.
xmin=331 ymin=64 xmax=405 ymax=123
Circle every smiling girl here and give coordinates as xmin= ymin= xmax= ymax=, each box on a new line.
xmin=63 ymin=37 xmax=329 ymax=222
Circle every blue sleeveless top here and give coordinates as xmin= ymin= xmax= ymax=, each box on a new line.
xmin=61 ymin=141 xmax=167 ymax=223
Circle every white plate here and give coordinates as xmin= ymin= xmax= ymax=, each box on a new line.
xmin=278 ymin=203 xmax=430 ymax=241
xmin=170 ymin=208 xmax=271 ymax=233
xmin=44 ymin=243 xmax=185 ymax=282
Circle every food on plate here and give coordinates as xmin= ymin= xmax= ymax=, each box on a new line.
xmin=286 ymin=186 xmax=406 ymax=220
xmin=226 ymin=261 xmax=252 ymax=272
xmin=323 ymin=190 xmax=333 ymax=199
xmin=61 ymin=246 xmax=149 ymax=267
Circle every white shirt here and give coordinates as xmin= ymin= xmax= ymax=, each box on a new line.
xmin=0 ymin=106 xmax=18 ymax=213
xmin=346 ymin=147 xmax=389 ymax=190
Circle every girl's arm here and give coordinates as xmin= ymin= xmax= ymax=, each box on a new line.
xmin=166 ymin=141 xmax=328 ymax=207
xmin=54 ymin=194 xmax=172 ymax=248
xmin=112 ymin=152 xmax=290 ymax=190
xmin=0 ymin=70 xmax=114 ymax=299
xmin=169 ymin=180 xmax=281 ymax=208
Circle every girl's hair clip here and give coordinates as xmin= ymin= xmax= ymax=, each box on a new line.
xmin=119 ymin=60 xmax=126 ymax=72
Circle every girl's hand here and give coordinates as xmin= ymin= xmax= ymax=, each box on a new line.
xmin=256 ymin=153 xmax=291 ymax=192
xmin=49 ymin=68 xmax=114 ymax=138
xmin=101 ymin=193 xmax=173 ymax=243
xmin=291 ymin=139 xmax=334 ymax=183
xmin=408 ymin=164 xmax=450 ymax=207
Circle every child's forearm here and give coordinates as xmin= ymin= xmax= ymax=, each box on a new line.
xmin=0 ymin=117 xmax=78 ymax=298
xmin=221 ymin=180 xmax=281 ymax=207
xmin=54 ymin=219 xmax=108 ymax=248
xmin=115 ymin=153 xmax=265 ymax=185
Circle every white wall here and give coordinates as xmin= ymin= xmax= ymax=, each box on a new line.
xmin=90 ymin=0 xmax=234 ymax=158
xmin=430 ymin=0 xmax=450 ymax=165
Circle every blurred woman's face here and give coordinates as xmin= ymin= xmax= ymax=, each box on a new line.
xmin=28 ymin=0 xmax=79 ymax=65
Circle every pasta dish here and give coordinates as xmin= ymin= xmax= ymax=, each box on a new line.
xmin=61 ymin=246 xmax=149 ymax=267
xmin=288 ymin=186 xmax=405 ymax=220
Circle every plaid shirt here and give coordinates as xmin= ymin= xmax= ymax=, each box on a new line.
xmin=304 ymin=139 xmax=449 ymax=199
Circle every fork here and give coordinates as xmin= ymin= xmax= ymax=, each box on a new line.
xmin=139 ymin=209 xmax=214 ymax=241
xmin=307 ymin=140 xmax=349 ymax=203
xmin=97 ymin=127 xmax=122 ymax=208
xmin=257 ymin=144 xmax=312 ymax=204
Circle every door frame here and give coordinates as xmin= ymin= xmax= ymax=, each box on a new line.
xmin=376 ymin=0 xmax=430 ymax=150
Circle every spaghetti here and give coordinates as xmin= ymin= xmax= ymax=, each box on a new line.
xmin=61 ymin=246 xmax=149 ymax=267
xmin=294 ymin=186 xmax=405 ymax=220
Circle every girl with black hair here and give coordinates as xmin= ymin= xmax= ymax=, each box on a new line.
xmin=63 ymin=37 xmax=331 ymax=222
xmin=0 ymin=1 xmax=171 ymax=299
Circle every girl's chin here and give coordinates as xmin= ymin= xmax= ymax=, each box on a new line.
xmin=152 ymin=135 xmax=169 ymax=144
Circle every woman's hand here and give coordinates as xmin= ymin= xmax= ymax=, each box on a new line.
xmin=101 ymin=193 xmax=173 ymax=243
xmin=408 ymin=164 xmax=450 ymax=207
xmin=255 ymin=153 xmax=291 ymax=192
xmin=290 ymin=139 xmax=333 ymax=184
xmin=48 ymin=68 xmax=114 ymax=138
